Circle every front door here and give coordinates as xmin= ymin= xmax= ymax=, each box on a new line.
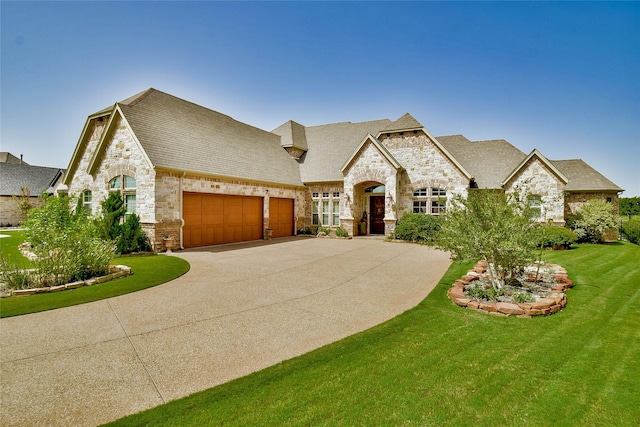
xmin=370 ymin=196 xmax=385 ymax=234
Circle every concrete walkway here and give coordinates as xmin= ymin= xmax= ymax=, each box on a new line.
xmin=1 ymin=237 xmax=451 ymax=427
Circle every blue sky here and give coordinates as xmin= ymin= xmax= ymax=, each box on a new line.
xmin=2 ymin=1 xmax=639 ymax=196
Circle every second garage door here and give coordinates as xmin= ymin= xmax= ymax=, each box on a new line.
xmin=183 ymin=193 xmax=263 ymax=248
xmin=269 ymin=197 xmax=294 ymax=238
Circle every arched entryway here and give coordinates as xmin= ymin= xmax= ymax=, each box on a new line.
xmin=365 ymin=184 xmax=386 ymax=234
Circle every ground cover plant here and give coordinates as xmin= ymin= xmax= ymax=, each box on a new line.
xmin=0 ymin=230 xmax=190 ymax=318
xmin=106 ymin=242 xmax=639 ymax=426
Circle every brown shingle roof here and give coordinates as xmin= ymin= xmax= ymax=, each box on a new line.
xmin=379 ymin=113 xmax=423 ymax=133
xmin=117 ymin=89 xmax=303 ymax=187
xmin=551 ymin=159 xmax=623 ymax=192
xmin=437 ymin=135 xmax=527 ymax=189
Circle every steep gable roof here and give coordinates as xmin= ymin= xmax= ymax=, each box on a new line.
xmin=502 ymin=149 xmax=568 ymax=188
xmin=112 ymin=89 xmax=303 ymax=187
xmin=551 ymin=159 xmax=623 ymax=192
xmin=437 ymin=135 xmax=527 ymax=189
xmin=0 ymin=162 xmax=64 ymax=196
xmin=341 ymin=134 xmax=402 ymax=173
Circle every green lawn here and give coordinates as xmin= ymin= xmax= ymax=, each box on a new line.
xmin=0 ymin=231 xmax=190 ymax=318
xmin=106 ymin=242 xmax=639 ymax=426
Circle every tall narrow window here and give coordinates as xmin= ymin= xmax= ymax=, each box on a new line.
xmin=312 ymin=201 xmax=319 ymax=225
xmin=528 ymin=195 xmax=542 ymax=219
xmin=332 ymin=200 xmax=340 ymax=226
xmin=82 ymin=190 xmax=92 ymax=212
xmin=322 ymin=201 xmax=329 ymax=226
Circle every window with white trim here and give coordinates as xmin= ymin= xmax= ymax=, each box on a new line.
xmin=311 ymin=191 xmax=341 ymax=226
xmin=528 ymin=195 xmax=542 ymax=219
xmin=82 ymin=190 xmax=92 ymax=212
xmin=412 ymin=187 xmax=446 ymax=215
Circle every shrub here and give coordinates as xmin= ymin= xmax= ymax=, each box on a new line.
xmin=335 ymin=226 xmax=350 ymax=238
xmin=18 ymin=194 xmax=115 ymax=287
xmin=317 ymin=226 xmax=331 ymax=235
xmin=539 ymin=226 xmax=577 ymax=249
xmin=118 ymin=214 xmax=152 ymax=254
xmin=393 ymin=212 xmax=441 ymax=244
xmin=566 ymin=199 xmax=618 ymax=243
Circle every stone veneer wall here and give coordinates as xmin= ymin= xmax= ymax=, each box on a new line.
xmin=504 ymin=157 xmax=565 ymax=223
xmin=67 ymin=115 xmax=157 ymax=247
xmin=380 ymin=131 xmax=469 ymax=219
xmin=342 ymin=140 xmax=398 ymax=236
xmin=154 ymin=171 xmax=306 ymax=249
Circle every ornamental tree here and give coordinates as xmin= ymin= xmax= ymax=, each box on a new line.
xmin=435 ymin=189 xmax=540 ymax=290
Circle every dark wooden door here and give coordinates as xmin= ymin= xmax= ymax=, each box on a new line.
xmin=370 ymin=196 xmax=385 ymax=234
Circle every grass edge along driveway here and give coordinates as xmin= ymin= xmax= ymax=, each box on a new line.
xmin=0 ymin=231 xmax=190 ymax=318
xmin=106 ymin=242 xmax=639 ymax=427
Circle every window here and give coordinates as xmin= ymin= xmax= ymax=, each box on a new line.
xmin=312 ymin=201 xmax=319 ymax=225
xmin=322 ymin=201 xmax=330 ymax=226
xmin=82 ymin=190 xmax=92 ymax=212
xmin=311 ymin=190 xmax=341 ymax=226
xmin=110 ymin=175 xmax=137 ymax=218
xmin=413 ymin=200 xmax=427 ymax=214
xmin=332 ymin=200 xmax=340 ymax=226
xmin=413 ymin=187 xmax=446 ymax=215
xmin=528 ymin=195 xmax=542 ymax=219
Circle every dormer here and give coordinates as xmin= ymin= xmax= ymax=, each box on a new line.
xmin=272 ymin=120 xmax=308 ymax=160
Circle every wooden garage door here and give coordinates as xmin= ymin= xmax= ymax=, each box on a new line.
xmin=269 ymin=197 xmax=294 ymax=238
xmin=183 ymin=193 xmax=263 ymax=248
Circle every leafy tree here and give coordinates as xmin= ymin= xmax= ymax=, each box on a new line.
xmin=393 ymin=212 xmax=441 ymax=244
xmin=98 ymin=191 xmax=150 ymax=254
xmin=620 ymin=197 xmax=640 ymax=219
xmin=435 ymin=189 xmax=540 ymax=290
xmin=566 ymin=199 xmax=618 ymax=243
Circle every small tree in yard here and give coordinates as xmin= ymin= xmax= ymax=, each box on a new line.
xmin=566 ymin=199 xmax=618 ymax=243
xmin=98 ymin=191 xmax=151 ymax=254
xmin=435 ymin=189 xmax=540 ymax=291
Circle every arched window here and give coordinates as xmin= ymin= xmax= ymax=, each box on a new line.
xmin=109 ymin=175 xmax=137 ymax=217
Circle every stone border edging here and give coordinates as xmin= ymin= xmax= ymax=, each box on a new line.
xmin=447 ymin=261 xmax=573 ymax=317
xmin=7 ymin=265 xmax=132 ymax=297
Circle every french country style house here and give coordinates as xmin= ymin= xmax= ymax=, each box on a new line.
xmin=61 ymin=88 xmax=623 ymax=250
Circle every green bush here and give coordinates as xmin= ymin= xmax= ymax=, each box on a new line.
xmin=16 ymin=194 xmax=115 ymax=287
xmin=118 ymin=213 xmax=152 ymax=254
xmin=393 ymin=212 xmax=441 ymax=244
xmin=99 ymin=192 xmax=150 ymax=254
xmin=317 ymin=226 xmax=331 ymax=235
xmin=539 ymin=226 xmax=577 ymax=249
xmin=566 ymin=199 xmax=618 ymax=243
xmin=620 ymin=219 xmax=640 ymax=245
xmin=335 ymin=226 xmax=349 ymax=238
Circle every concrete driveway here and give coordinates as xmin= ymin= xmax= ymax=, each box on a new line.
xmin=1 ymin=237 xmax=451 ymax=426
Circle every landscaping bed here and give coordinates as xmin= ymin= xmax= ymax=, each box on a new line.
xmin=447 ymin=260 xmax=573 ymax=316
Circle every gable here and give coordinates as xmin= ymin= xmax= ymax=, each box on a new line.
xmin=502 ymin=149 xmax=568 ymax=188
xmin=341 ymin=134 xmax=401 ymax=174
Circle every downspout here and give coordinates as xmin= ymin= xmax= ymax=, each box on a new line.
xmin=180 ymin=171 xmax=185 ymax=249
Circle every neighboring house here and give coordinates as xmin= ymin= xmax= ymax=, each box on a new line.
xmin=62 ymin=88 xmax=623 ymax=250
xmin=0 ymin=153 xmax=65 ymax=225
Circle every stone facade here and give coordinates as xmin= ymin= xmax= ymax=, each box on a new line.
xmin=0 ymin=196 xmax=45 ymax=226
xmin=504 ymin=157 xmax=566 ymax=224
xmin=564 ymin=191 xmax=620 ymax=217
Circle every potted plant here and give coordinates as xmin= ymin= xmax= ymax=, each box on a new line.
xmin=265 ymin=228 xmax=273 ymax=240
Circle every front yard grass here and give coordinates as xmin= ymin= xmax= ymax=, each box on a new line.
xmin=107 ymin=242 xmax=639 ymax=426
xmin=0 ymin=231 xmax=190 ymax=318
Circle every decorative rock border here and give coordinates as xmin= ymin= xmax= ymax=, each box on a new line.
xmin=447 ymin=261 xmax=573 ymax=317
xmin=5 ymin=265 xmax=132 ymax=298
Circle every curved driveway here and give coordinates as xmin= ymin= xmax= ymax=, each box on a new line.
xmin=1 ymin=237 xmax=451 ymax=426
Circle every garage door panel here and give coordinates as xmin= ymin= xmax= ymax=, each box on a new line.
xmin=269 ymin=198 xmax=294 ymax=238
xmin=183 ymin=193 xmax=263 ymax=248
